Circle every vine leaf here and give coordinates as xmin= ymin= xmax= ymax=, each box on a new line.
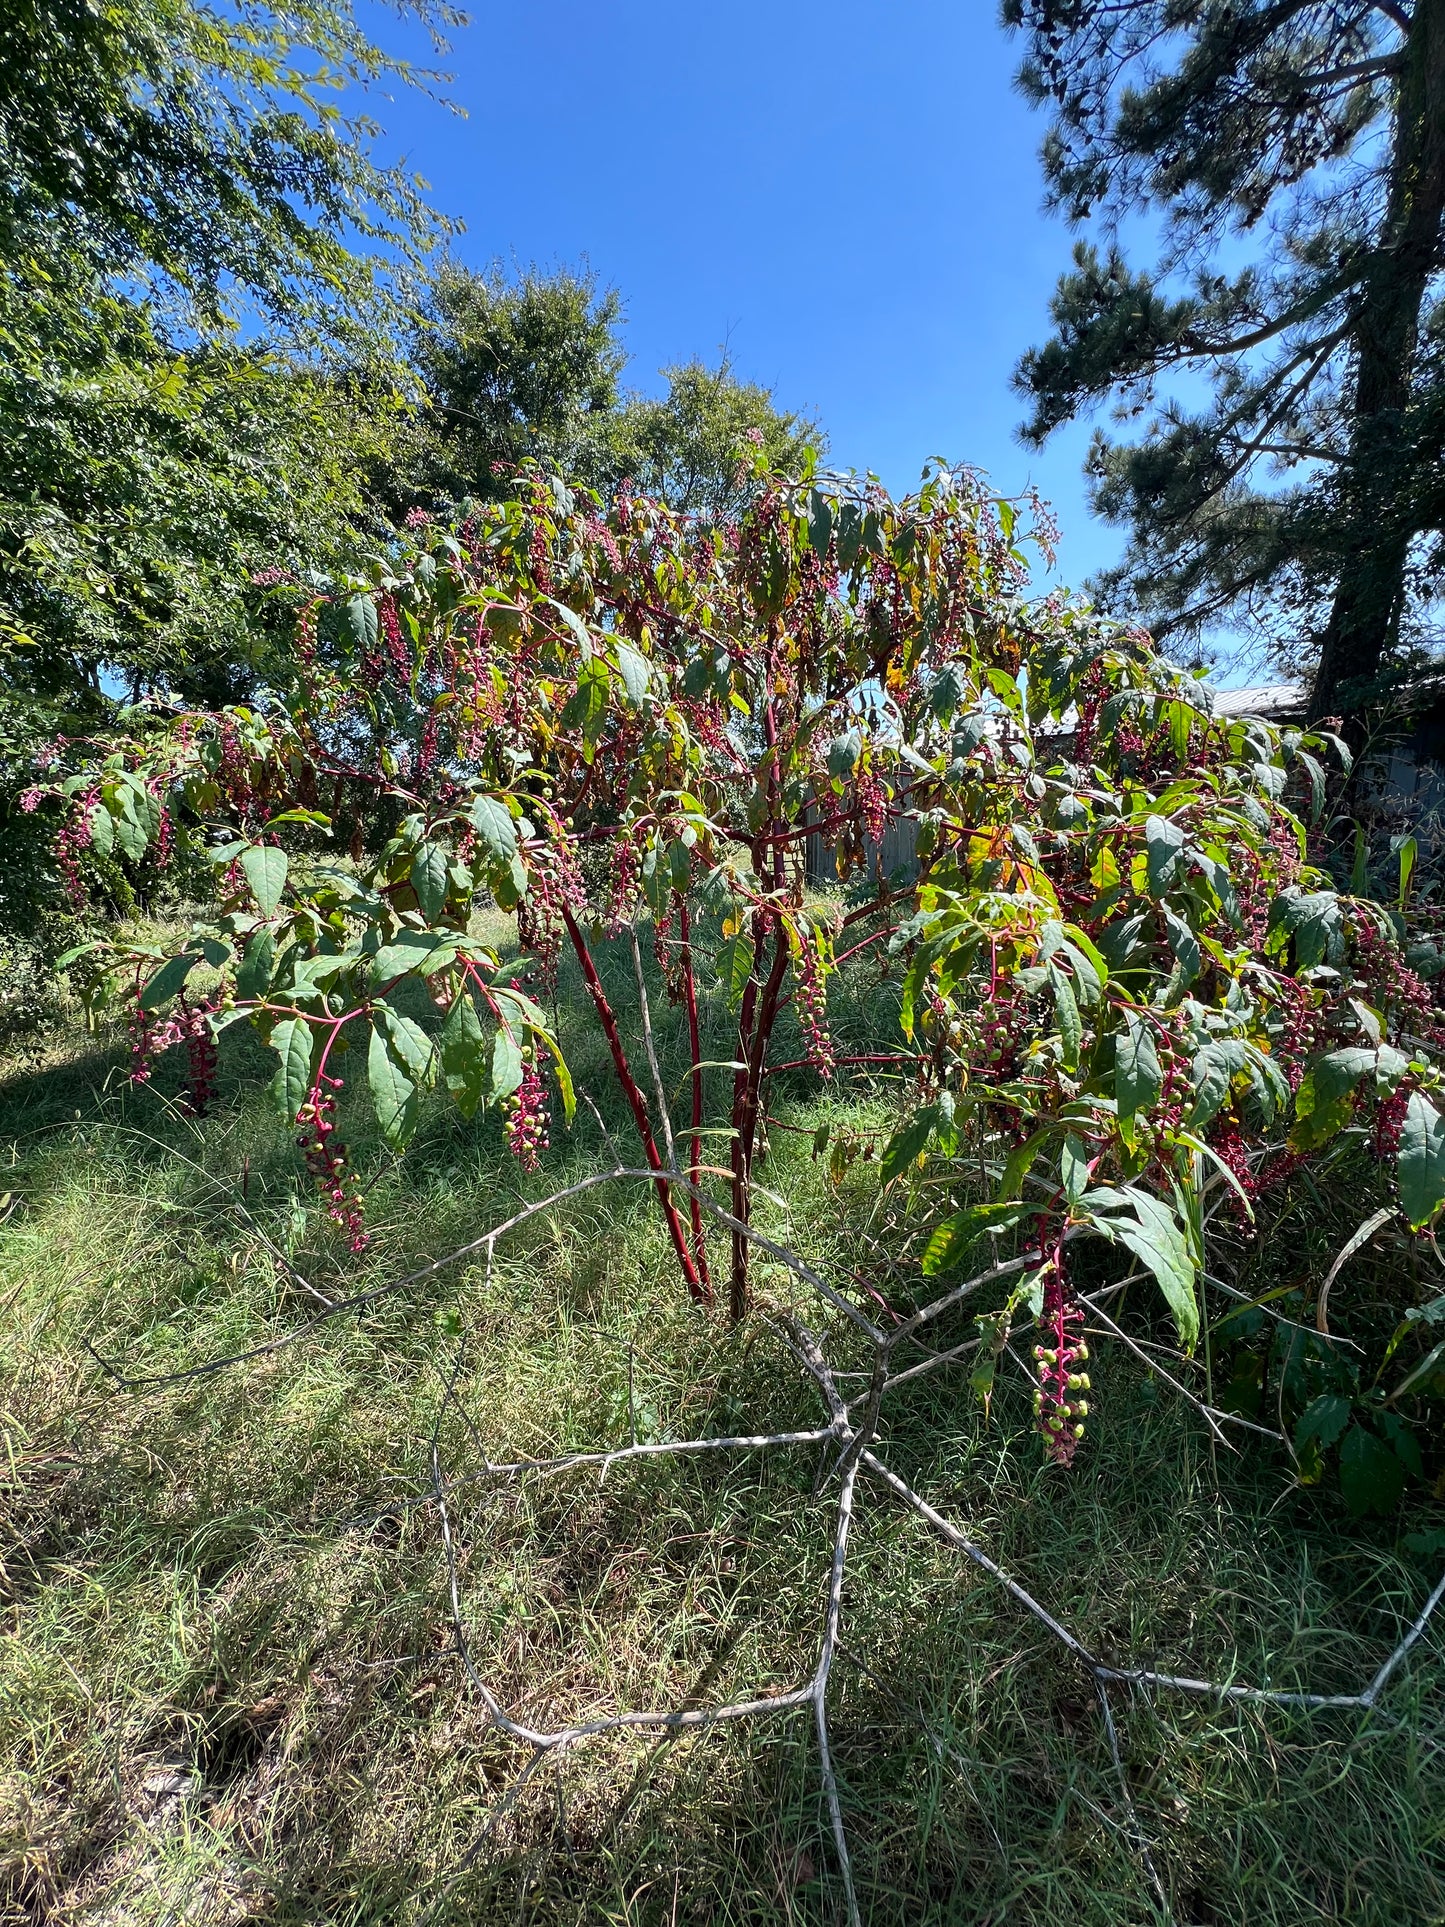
xmin=1339 ymin=1424 xmax=1406 ymax=1517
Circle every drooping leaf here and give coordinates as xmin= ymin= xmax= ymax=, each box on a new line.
xmin=613 ymin=640 xmax=651 ymax=707
xmin=241 ymin=843 xmax=288 ymax=917
xmin=1290 ymin=1046 xmax=1374 ymax=1150
xmin=1162 ymin=904 xmax=1200 ymax=984
xmin=715 ymin=928 xmax=754 ymax=1007
xmin=1061 ymin=1131 xmax=1091 ymax=1203
xmin=1398 ymin=1091 xmax=1445 ymax=1230
xmin=490 ymin=1023 xmax=524 ymax=1103
xmin=881 ymin=1107 xmax=938 ymax=1181
xmin=921 ymin=1201 xmax=1041 ymax=1275
xmin=828 ymin=730 xmax=863 ymax=783
xmin=561 ymin=656 xmax=611 ymax=759
xmin=269 ymin=1017 xmax=314 ymax=1123
xmin=1115 ymin=1012 xmax=1162 ymax=1147
xmin=440 ymin=989 xmax=487 ymax=1118
xmin=1047 ymin=960 xmax=1081 ymax=1072
xmin=139 ymin=951 xmax=200 ymax=1013
xmin=368 ymin=1014 xmax=426 ymax=1149
xmin=1087 ymin=1186 xmax=1199 ymax=1349
xmin=1188 ymin=1038 xmax=1247 ymax=1130
xmin=236 ymin=930 xmax=276 ymax=1000
xmin=347 ymin=594 xmax=379 ymax=658
xmin=1144 ymin=814 xmax=1186 ymax=895
xmin=468 ymin=795 xmax=517 ymax=860
xmin=410 ymin=842 xmax=450 ymax=921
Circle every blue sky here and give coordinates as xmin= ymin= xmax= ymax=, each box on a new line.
xmin=362 ymin=0 xmax=1120 ymax=593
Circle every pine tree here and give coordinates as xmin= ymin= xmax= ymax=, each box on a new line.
xmin=1006 ymin=0 xmax=1445 ymax=717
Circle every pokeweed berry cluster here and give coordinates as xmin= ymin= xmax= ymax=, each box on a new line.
xmin=128 ymin=992 xmax=220 ymax=1116
xmin=502 ymin=1062 xmax=550 ymax=1172
xmin=296 ymin=1075 xmax=367 ymax=1250
xmin=794 ymin=929 xmax=836 ymax=1079
xmin=604 ymin=831 xmax=643 ymax=938
xmin=55 ymin=785 xmax=100 ymax=911
xmin=1033 ymin=1250 xmax=1089 ymax=1465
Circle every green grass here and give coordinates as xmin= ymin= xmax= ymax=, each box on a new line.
xmin=2 ymin=921 xmax=1442 ymax=1925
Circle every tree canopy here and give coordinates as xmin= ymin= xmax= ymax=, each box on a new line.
xmin=1006 ymin=0 xmax=1445 ymax=717
xmin=402 ymin=260 xmax=822 ymax=518
xmin=0 ymin=0 xmax=461 ymax=734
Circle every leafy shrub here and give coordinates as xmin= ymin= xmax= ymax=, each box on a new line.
xmin=29 ymin=459 xmax=1443 ymax=1498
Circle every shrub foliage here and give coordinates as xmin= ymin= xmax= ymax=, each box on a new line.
xmin=32 ymin=459 xmax=1444 ymax=1499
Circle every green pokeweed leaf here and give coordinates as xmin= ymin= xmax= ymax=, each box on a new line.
xmin=468 ymin=795 xmax=517 ymax=861
xmin=440 ymin=990 xmax=487 ymax=1118
xmin=828 ymin=730 xmax=862 ymax=782
xmin=1290 ymin=1046 xmax=1374 ymax=1150
xmin=269 ymin=1017 xmax=314 ymax=1123
xmin=1086 ymin=1186 xmax=1198 ymax=1350
xmin=613 ymin=640 xmax=651 ymax=707
xmin=1061 ymin=1131 xmax=1091 ymax=1204
xmin=715 ymin=928 xmax=754 ymax=1006
xmin=562 ymin=656 xmax=610 ymax=760
xmin=1188 ymin=1038 xmax=1247 ymax=1130
xmin=1047 ymin=960 xmax=1081 ymax=1073
xmin=490 ymin=1023 xmax=524 ymax=1103
xmin=929 ymin=664 xmax=965 ymax=722
xmin=808 ymin=489 xmax=834 ymax=557
xmin=346 ymin=593 xmax=378 ymax=657
xmin=368 ymin=1013 xmax=427 ymax=1149
xmin=112 ymin=803 xmax=148 ymax=861
xmin=921 ymin=1201 xmax=1041 ymax=1275
xmin=1162 ymin=904 xmax=1201 ymax=984
xmin=89 ymin=799 xmax=115 ymax=858
xmin=241 ymin=844 xmax=288 ymax=917
xmin=1116 ymin=1012 xmax=1162 ymax=1148
xmin=139 ymin=951 xmax=200 ymax=1013
xmin=882 ymin=1106 xmax=938 ymax=1181
xmin=1144 ymin=814 xmax=1187 ymax=895
xmin=236 ymin=930 xmax=275 ymax=1000
xmin=370 ymin=929 xmax=450 ymax=988
xmin=410 ymin=841 xmax=450 ymax=921
xmin=1398 ymin=1091 xmax=1445 ymax=1230
xmin=375 ymin=1003 xmax=433 ymax=1078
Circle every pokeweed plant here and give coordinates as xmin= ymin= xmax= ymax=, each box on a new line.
xmin=29 ymin=457 xmax=1445 ymax=1491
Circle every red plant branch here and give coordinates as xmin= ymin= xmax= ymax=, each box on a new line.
xmin=561 ymin=904 xmax=707 ymax=1304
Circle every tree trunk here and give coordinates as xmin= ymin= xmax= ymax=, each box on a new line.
xmin=1309 ymin=0 xmax=1445 ymax=720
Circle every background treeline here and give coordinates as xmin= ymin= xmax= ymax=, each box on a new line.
xmin=0 ymin=0 xmax=815 ymax=738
